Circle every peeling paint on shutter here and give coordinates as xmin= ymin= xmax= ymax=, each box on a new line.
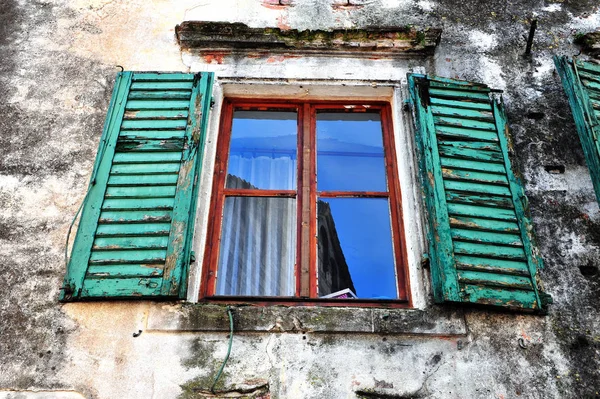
xmin=61 ymin=71 xmax=214 ymax=300
xmin=408 ymin=74 xmax=551 ymax=312
xmin=554 ymin=56 xmax=600 ymax=205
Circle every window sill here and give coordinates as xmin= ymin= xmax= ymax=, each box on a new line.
xmin=146 ymin=302 xmax=467 ymax=336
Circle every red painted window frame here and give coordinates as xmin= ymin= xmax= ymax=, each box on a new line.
xmin=201 ymin=99 xmax=411 ymax=307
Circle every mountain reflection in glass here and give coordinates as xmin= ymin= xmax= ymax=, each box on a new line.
xmin=316 ymin=112 xmax=386 ymax=192
xmin=317 ymin=198 xmax=398 ymax=299
xmin=226 ymin=111 xmax=297 ymax=190
xmin=217 ymin=196 xmax=296 ymax=296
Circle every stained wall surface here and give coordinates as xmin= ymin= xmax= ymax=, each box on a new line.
xmin=1 ymin=0 xmax=600 ymax=398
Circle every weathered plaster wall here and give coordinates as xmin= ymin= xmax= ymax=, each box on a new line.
xmin=1 ymin=0 xmax=600 ymax=398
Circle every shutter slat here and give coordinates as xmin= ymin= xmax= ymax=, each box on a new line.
xmin=121 ymin=119 xmax=188 ymax=130
xmin=448 ymin=202 xmax=516 ymax=221
xmin=449 ymin=216 xmax=520 ymax=233
xmin=99 ymin=210 xmax=172 ymax=223
xmin=409 ymin=73 xmax=548 ymax=311
xmin=132 ymin=73 xmax=194 ymax=82
xmin=93 ymin=236 xmax=169 ymax=250
xmin=457 ymin=270 xmax=533 ymax=290
xmin=439 ymin=144 xmax=504 ymax=162
xmin=455 ymin=255 xmax=530 ymax=276
xmin=105 ymin=186 xmax=177 ymax=198
xmin=102 ymin=198 xmax=175 ymax=210
xmin=446 ymin=191 xmax=514 ymax=209
xmin=126 ymin=100 xmax=191 ymax=110
xmin=431 ymin=106 xmax=494 ymax=121
xmin=128 ymin=91 xmax=192 ymax=100
xmin=460 ymin=285 xmax=539 ymax=308
xmin=89 ymin=249 xmax=167 ymax=264
xmin=87 ymin=265 xmax=164 ymax=278
xmin=441 ymin=157 xmax=506 ymax=174
xmin=123 ymin=110 xmax=189 ymax=119
xmin=442 ymin=168 xmax=509 ymax=185
xmin=453 ymin=241 xmax=526 ymax=260
xmin=436 ymin=126 xmax=499 ymax=142
xmin=112 ymin=152 xmax=182 ymax=164
xmin=582 ymin=79 xmax=600 ymax=92
xmin=438 ymin=140 xmax=501 ymax=152
xmin=434 ymin=116 xmax=497 ymax=131
xmin=108 ymin=175 xmax=179 ymax=186
xmin=110 ymin=163 xmax=181 ymax=175
xmin=115 ymin=140 xmax=184 ymax=153
xmin=444 ymin=180 xmax=512 ymax=196
xmin=96 ymin=223 xmax=172 ymax=236
xmin=81 ymin=278 xmax=164 ymax=297
xmin=119 ymin=130 xmax=186 ymax=140
xmin=130 ymin=81 xmax=194 ymax=90
xmin=429 ymin=88 xmax=490 ymax=101
xmin=430 ymin=97 xmax=491 ymax=111
xmin=451 ymin=228 xmax=523 ymax=246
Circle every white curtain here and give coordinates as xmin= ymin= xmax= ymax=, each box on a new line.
xmin=216 ymin=154 xmax=296 ymax=296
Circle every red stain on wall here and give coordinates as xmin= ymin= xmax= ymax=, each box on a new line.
xmin=277 ymin=14 xmax=291 ymax=31
xmin=266 ymin=55 xmax=286 ymax=63
xmin=203 ymin=53 xmax=225 ymax=64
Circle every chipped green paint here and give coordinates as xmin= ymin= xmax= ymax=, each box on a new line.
xmin=61 ymin=71 xmax=214 ymax=301
xmin=554 ymin=56 xmax=600 ymax=205
xmin=407 ymin=73 xmax=549 ymax=312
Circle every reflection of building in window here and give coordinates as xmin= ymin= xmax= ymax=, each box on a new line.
xmin=220 ymin=174 xmax=356 ymax=297
xmin=317 ymin=200 xmax=356 ymax=297
xmin=217 ymin=174 xmax=295 ymax=296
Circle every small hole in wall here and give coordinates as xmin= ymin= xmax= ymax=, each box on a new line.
xmin=527 ymin=111 xmax=545 ymax=120
xmin=579 ymin=264 xmax=598 ymax=277
xmin=544 ymin=165 xmax=565 ymax=174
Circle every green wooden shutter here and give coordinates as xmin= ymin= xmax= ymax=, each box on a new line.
xmin=408 ymin=74 xmax=551 ymax=312
xmin=61 ymin=71 xmax=214 ymax=300
xmin=554 ymin=56 xmax=600 ymax=205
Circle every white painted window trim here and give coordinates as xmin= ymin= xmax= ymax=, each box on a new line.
xmin=187 ymin=78 xmax=428 ymax=308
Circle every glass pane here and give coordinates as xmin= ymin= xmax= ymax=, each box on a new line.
xmin=216 ymin=196 xmax=296 ymax=296
xmin=316 ymin=112 xmax=387 ymax=192
xmin=227 ymin=111 xmax=297 ymax=190
xmin=317 ymin=198 xmax=397 ymax=299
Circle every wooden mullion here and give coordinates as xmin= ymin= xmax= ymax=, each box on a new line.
xmin=300 ymin=103 xmax=313 ymax=298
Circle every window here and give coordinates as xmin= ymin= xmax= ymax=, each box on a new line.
xmin=201 ymin=100 xmax=410 ymax=303
xmin=61 ymin=70 xmax=551 ymax=312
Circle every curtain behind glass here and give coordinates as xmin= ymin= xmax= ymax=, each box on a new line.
xmin=217 ymin=196 xmax=296 ymax=296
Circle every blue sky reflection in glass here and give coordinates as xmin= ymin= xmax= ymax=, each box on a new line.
xmin=316 ymin=112 xmax=386 ymax=192
xmin=226 ymin=111 xmax=298 ymax=190
xmin=316 ymin=111 xmax=397 ymax=299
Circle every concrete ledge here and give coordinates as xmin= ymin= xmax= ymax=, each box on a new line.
xmin=147 ymin=303 xmax=467 ymax=336
xmin=175 ymin=22 xmax=441 ymax=58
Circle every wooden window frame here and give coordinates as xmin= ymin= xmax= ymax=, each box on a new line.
xmin=200 ymin=98 xmax=411 ymax=308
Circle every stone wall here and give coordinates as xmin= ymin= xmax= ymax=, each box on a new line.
xmin=1 ymin=0 xmax=599 ymax=398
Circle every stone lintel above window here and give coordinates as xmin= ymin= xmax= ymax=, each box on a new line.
xmin=175 ymin=22 xmax=442 ymax=58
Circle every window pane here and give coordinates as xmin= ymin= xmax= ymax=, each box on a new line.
xmin=226 ymin=111 xmax=297 ymax=190
xmin=317 ymin=198 xmax=397 ymax=299
xmin=316 ymin=112 xmax=387 ymax=192
xmin=216 ymin=196 xmax=296 ymax=296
